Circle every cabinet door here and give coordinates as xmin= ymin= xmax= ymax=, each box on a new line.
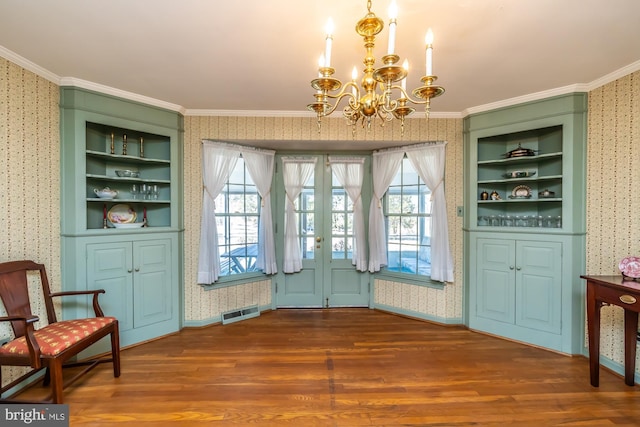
xmin=475 ymin=239 xmax=516 ymax=324
xmin=87 ymin=242 xmax=134 ymax=331
xmin=133 ymin=239 xmax=172 ymax=328
xmin=515 ymin=241 xmax=562 ymax=334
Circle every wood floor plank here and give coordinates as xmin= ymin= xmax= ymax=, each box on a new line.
xmin=13 ymin=308 xmax=640 ymax=425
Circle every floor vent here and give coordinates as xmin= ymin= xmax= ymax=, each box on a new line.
xmin=221 ymin=305 xmax=260 ymax=325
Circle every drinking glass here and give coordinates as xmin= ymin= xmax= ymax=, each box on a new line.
xmin=152 ymin=184 xmax=159 ymax=200
xmin=130 ymin=184 xmax=139 ymax=199
xmin=140 ymin=184 xmax=149 ymax=200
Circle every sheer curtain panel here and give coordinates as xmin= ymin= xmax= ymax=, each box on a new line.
xmin=368 ymin=150 xmax=404 ymax=272
xmin=282 ymin=157 xmax=317 ymax=273
xmin=329 ymin=156 xmax=367 ymax=271
xmin=197 ymin=141 xmax=240 ymax=284
xmin=405 ymin=142 xmax=454 ymax=282
xmin=241 ymin=147 xmax=277 ymax=275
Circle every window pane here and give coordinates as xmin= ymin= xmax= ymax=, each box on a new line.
xmin=303 ymin=237 xmax=315 ymax=260
xmin=332 ymin=213 xmax=345 ymax=234
xmin=332 ymin=237 xmax=346 ymax=259
xmin=301 ymin=189 xmax=314 ymax=210
xmin=332 ymin=192 xmax=346 ymax=210
xmin=402 ymin=191 xmax=419 ymax=214
xmin=346 ymin=212 xmax=353 ymax=234
xmin=387 ymin=194 xmax=402 ymax=214
xmin=245 ymin=193 xmax=259 ymax=214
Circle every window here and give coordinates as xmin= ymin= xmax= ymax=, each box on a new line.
xmin=385 ymin=157 xmax=432 ymax=276
xmin=215 ymin=157 xmax=260 ymax=276
xmin=297 ymin=175 xmax=315 ymax=260
xmin=331 ymin=174 xmax=354 ymax=260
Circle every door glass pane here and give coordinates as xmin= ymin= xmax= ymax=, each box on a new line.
xmin=332 ymin=237 xmax=346 ymax=259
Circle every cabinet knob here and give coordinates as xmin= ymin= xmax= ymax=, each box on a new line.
xmin=127 ymin=269 xmax=132 ymax=273
xmin=135 ymin=268 xmax=140 ymax=272
xmin=516 ymin=266 xmax=522 ymax=271
xmin=509 ymin=266 xmax=515 ymax=270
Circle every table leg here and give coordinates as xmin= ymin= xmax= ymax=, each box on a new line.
xmin=586 ymin=282 xmax=600 ymax=387
xmin=623 ymin=309 xmax=638 ymax=386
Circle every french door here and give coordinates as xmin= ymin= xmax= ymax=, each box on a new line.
xmin=275 ymin=154 xmax=370 ymax=308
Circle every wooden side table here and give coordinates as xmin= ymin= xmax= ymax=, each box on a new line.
xmin=581 ymin=275 xmax=640 ymax=387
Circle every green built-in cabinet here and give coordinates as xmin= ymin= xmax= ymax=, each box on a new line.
xmin=464 ymin=93 xmax=587 ymax=354
xmin=60 ymin=87 xmax=183 ymax=350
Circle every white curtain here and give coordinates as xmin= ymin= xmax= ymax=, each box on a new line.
xmin=368 ymin=150 xmax=404 ymax=272
xmin=329 ymin=156 xmax=367 ymax=272
xmin=240 ymin=147 xmax=277 ymax=275
xmin=406 ymin=142 xmax=454 ymax=282
xmin=197 ymin=141 xmax=240 ymax=284
xmin=282 ymin=157 xmax=317 ymax=273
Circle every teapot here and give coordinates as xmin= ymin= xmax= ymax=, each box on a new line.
xmin=94 ymin=187 xmax=118 ymax=199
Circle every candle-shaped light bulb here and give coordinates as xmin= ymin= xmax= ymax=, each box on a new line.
xmin=401 ymin=59 xmax=408 ymax=93
xmin=351 ymin=66 xmax=358 ymax=96
xmin=387 ymin=0 xmax=398 ymax=55
xmin=324 ymin=18 xmax=334 ymax=68
xmin=318 ymin=54 xmax=325 ymax=77
xmin=425 ymin=28 xmax=434 ymax=76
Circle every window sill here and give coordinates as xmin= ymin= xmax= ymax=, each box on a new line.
xmin=374 ymin=270 xmax=445 ymax=289
xmin=200 ymin=271 xmax=269 ymax=290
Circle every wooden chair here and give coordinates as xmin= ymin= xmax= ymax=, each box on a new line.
xmin=0 ymin=260 xmax=120 ymax=403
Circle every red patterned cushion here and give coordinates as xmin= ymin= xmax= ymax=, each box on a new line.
xmin=0 ymin=317 xmax=116 ymax=357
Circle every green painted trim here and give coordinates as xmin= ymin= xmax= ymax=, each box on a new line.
xmin=60 ymin=86 xmax=183 ymax=131
xmin=465 ymin=93 xmax=587 ymax=132
xmin=374 ymin=303 xmax=463 ymax=325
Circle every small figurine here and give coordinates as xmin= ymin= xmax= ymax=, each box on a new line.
xmin=490 ymin=190 xmax=501 ymax=200
xmin=480 ymin=191 xmax=489 ymax=200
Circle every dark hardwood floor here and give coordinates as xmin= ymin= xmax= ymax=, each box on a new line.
xmin=15 ymin=309 xmax=640 ymax=426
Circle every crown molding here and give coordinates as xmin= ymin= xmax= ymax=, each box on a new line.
xmin=0 ymin=45 xmax=60 ymax=84
xmin=586 ymin=59 xmax=640 ymax=90
xmin=462 ymin=84 xmax=590 ymax=116
xmin=183 ymin=109 xmax=316 ymax=117
xmin=58 ymin=77 xmax=185 ymax=114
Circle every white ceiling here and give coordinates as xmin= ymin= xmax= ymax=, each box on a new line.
xmin=1 ymin=0 xmax=640 ymax=118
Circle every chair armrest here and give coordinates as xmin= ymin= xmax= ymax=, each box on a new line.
xmin=0 ymin=314 xmax=39 ymax=324
xmin=49 ymin=289 xmax=107 ymax=317
xmin=0 ymin=315 xmax=42 ymax=368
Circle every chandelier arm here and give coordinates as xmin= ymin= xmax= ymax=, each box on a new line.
xmin=389 ymin=85 xmax=428 ymax=106
xmin=322 ymin=82 xmax=360 ymax=116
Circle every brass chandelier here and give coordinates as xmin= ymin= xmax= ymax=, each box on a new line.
xmin=307 ymin=0 xmax=445 ymax=135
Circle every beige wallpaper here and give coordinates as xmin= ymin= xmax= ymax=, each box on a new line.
xmin=183 ymin=116 xmax=465 ymax=322
xmin=586 ymin=70 xmax=640 ymax=367
xmin=0 ymin=57 xmax=60 ymax=387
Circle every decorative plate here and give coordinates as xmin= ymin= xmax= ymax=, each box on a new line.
xmin=107 ymin=204 xmax=137 ymax=224
xmin=503 ymin=170 xmax=536 ymax=179
xmin=508 ymin=185 xmax=532 ymax=199
xmin=619 ymin=256 xmax=640 ymax=279
xmin=113 ymin=222 xmax=144 ymax=229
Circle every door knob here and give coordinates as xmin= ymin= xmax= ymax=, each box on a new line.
xmin=316 ymin=236 xmax=322 ymax=242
